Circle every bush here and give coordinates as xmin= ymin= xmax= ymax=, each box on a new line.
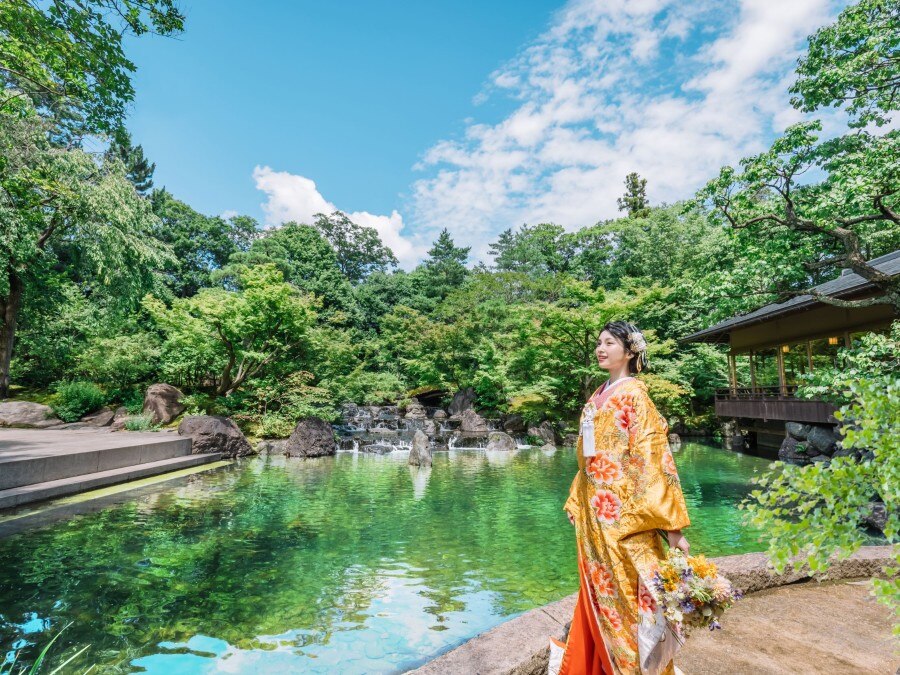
xmin=51 ymin=381 xmax=106 ymax=422
xmin=123 ymin=414 xmax=157 ymax=431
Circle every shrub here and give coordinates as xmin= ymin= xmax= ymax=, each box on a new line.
xmin=123 ymin=414 xmax=157 ymax=431
xmin=51 ymin=381 xmax=106 ymax=422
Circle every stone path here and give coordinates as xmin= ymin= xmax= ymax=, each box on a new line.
xmin=680 ymin=579 xmax=896 ymax=674
xmin=409 ymin=547 xmax=897 ymax=675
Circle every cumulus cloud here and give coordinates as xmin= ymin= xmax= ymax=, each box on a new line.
xmin=253 ymin=165 xmax=422 ymax=269
xmin=410 ymin=0 xmax=841 ymax=262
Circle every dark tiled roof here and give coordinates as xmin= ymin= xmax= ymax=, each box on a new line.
xmin=680 ymin=249 xmax=900 ymax=344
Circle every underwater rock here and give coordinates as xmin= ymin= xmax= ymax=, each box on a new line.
xmin=178 ymin=415 xmax=254 ymax=458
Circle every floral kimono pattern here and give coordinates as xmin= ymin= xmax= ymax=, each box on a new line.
xmin=554 ymin=377 xmax=690 ymax=675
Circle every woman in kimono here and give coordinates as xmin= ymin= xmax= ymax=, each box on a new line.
xmin=549 ymin=321 xmax=691 ymax=675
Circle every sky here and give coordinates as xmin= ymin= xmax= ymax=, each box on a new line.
xmin=125 ymin=0 xmax=846 ymax=268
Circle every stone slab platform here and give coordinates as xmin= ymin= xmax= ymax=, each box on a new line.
xmin=409 ymin=546 xmax=896 ymax=675
xmin=0 ymin=428 xmax=220 ymax=509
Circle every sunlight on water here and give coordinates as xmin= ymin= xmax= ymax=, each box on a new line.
xmin=0 ymin=441 xmax=770 ymax=673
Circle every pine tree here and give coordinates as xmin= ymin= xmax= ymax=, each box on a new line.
xmin=422 ymin=228 xmax=470 ymax=298
xmin=617 ymin=172 xmax=649 ymax=217
xmin=105 ymin=131 xmax=155 ymax=194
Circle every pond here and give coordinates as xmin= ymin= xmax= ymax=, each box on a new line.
xmin=0 ymin=440 xmax=771 ymax=674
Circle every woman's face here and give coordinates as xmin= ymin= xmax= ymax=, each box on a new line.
xmin=595 ymin=330 xmax=631 ymax=372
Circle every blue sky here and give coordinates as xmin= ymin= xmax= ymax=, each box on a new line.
xmin=126 ymin=0 xmax=845 ymax=267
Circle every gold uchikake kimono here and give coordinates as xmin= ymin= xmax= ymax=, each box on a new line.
xmin=554 ymin=377 xmax=690 ymax=675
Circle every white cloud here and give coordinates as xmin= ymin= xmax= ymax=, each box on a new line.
xmin=253 ymin=165 xmax=422 ymax=269
xmin=409 ymin=0 xmax=844 ymax=263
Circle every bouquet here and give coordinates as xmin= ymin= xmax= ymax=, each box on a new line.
xmin=650 ymin=547 xmax=741 ymax=634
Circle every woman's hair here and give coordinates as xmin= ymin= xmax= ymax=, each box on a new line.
xmin=600 ymin=320 xmax=649 ymax=374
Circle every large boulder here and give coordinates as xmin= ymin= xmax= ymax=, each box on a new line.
xmin=143 ymin=383 xmax=185 ymax=425
xmin=502 ymin=414 xmax=526 ymax=434
xmin=807 ymin=425 xmax=839 ymax=455
xmin=109 ymin=406 xmax=129 ymax=431
xmin=778 ymin=436 xmax=811 ymax=466
xmin=409 ymin=429 xmax=432 ymax=466
xmin=257 ymin=439 xmax=289 ymax=455
xmin=178 ymin=415 xmax=254 ymax=458
xmin=0 ymin=401 xmax=61 ymax=428
xmin=527 ymin=421 xmax=557 ymax=445
xmin=285 ymin=417 xmax=337 ymax=458
xmin=81 ymin=406 xmax=115 ymax=427
xmin=432 ymin=409 xmax=448 ymax=421
xmin=459 ymin=408 xmax=489 ymax=433
xmin=404 ymin=398 xmax=428 ymax=420
xmin=448 ymin=387 xmax=476 ymax=416
xmin=785 ymin=422 xmax=812 ymax=440
xmin=486 ymin=431 xmax=517 ymax=452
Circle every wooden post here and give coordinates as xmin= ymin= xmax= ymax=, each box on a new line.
xmin=728 ymin=354 xmax=737 ymax=395
xmin=843 ymin=331 xmax=851 ymax=348
xmin=776 ymin=347 xmax=787 ymax=397
xmin=749 ymin=353 xmax=757 ymax=392
xmin=806 ymin=341 xmax=813 ymax=372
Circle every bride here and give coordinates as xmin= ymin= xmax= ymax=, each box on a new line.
xmin=549 ymin=320 xmax=690 ymax=675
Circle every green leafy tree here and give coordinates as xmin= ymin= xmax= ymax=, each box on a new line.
xmin=151 ymin=189 xmax=257 ymax=297
xmin=0 ymin=0 xmax=185 ymax=135
xmin=791 ymin=0 xmax=900 ymax=127
xmin=489 ymin=223 xmax=575 ymax=277
xmin=418 ymin=228 xmax=470 ymax=300
xmin=617 ymin=172 xmax=650 ymax=217
xmin=143 ymin=264 xmax=317 ymax=396
xmin=105 ymin=130 xmax=155 ymax=193
xmin=313 ymin=211 xmax=397 ymax=283
xmin=0 ymin=103 xmax=174 ymax=398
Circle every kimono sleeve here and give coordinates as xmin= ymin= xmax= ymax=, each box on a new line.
xmin=564 ymin=470 xmax=583 ymax=518
xmin=619 ymin=388 xmax=690 ymax=537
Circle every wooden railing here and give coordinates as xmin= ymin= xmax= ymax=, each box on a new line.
xmin=715 ymin=385 xmax=798 ymax=400
xmin=714 ymin=386 xmax=836 ymax=423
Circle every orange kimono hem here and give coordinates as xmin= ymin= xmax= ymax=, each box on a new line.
xmin=557 ymin=554 xmax=615 ymax=675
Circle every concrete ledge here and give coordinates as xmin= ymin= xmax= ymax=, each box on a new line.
xmin=408 ymin=546 xmax=894 ymax=675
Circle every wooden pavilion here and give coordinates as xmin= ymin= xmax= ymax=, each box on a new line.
xmin=679 ymin=249 xmax=899 ymax=449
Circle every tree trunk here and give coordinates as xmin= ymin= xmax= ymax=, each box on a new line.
xmin=0 ymin=267 xmax=24 ymax=399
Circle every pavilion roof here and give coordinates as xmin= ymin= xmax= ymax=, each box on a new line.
xmin=679 ymin=249 xmax=900 ymax=344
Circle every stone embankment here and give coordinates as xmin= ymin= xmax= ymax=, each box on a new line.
xmin=409 ymin=546 xmax=896 ymax=675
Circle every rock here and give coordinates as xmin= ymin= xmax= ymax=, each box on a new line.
xmin=423 ymin=419 xmax=437 ymax=436
xmin=285 ymin=417 xmax=337 ymax=458
xmin=486 ymin=431 xmax=517 ymax=452
xmin=502 ymin=414 xmax=527 ymax=434
xmin=731 ymin=434 xmax=747 ymax=452
xmin=807 ymin=425 xmax=839 ymax=455
xmin=528 ymin=421 xmax=557 ymax=445
xmin=785 ymin=422 xmax=812 ymax=440
xmin=142 ymin=383 xmax=185 ymax=425
xmin=109 ymin=406 xmax=129 ymax=431
xmin=668 ymin=432 xmax=682 ymax=446
xmin=404 ymin=401 xmax=427 ymax=420
xmin=257 ymin=439 xmax=288 ymax=455
xmin=810 ymin=454 xmax=831 ymax=465
xmin=432 ymin=409 xmax=447 ymax=421
xmin=863 ymin=501 xmax=887 ymax=532
xmin=178 ymin=415 xmax=254 ymax=458
xmin=409 ymin=429 xmax=432 ymax=466
xmin=832 ymin=446 xmax=855 ymax=459
xmin=81 ymin=406 xmax=115 ymax=427
xmin=448 ymin=387 xmax=476 ymax=415
xmin=361 ymin=442 xmax=394 ymax=454
xmin=562 ymin=433 xmax=578 ymax=447
xmin=460 ymin=408 xmax=489 ymax=433
xmin=778 ymin=436 xmax=811 ymax=465
xmin=541 ymin=443 xmax=558 ymax=452
xmin=0 ymin=401 xmax=61 ymax=428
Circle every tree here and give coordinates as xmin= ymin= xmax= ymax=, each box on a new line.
xmin=222 ymin=221 xmax=358 ymax=321
xmin=151 ymin=189 xmax=257 ymax=297
xmin=143 ymin=264 xmax=317 ymax=397
xmin=105 ymin=131 xmax=155 ymax=193
xmin=617 ymin=172 xmax=650 ymax=217
xmin=0 ymin=0 xmax=184 ymax=136
xmin=790 ymin=0 xmax=900 ymax=128
xmin=0 ymin=103 xmax=174 ymax=398
xmin=418 ymin=228 xmax=470 ymax=300
xmin=489 ymin=223 xmax=575 ymax=276
xmin=313 ymin=211 xmax=397 ymax=283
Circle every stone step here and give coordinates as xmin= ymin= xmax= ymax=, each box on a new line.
xmin=0 ymin=452 xmax=222 ymax=509
xmin=0 ymin=431 xmax=192 ymax=490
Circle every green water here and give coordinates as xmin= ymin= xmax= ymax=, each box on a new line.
xmin=0 ymin=441 xmax=771 ymax=674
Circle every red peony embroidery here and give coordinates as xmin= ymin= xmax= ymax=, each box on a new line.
xmin=598 ymin=604 xmax=623 ymax=631
xmin=587 ymin=454 xmax=623 ymax=484
xmin=638 ymin=582 xmax=657 ymax=614
xmin=590 ymin=489 xmax=622 ymax=524
xmin=589 ymin=561 xmax=616 ymax=597
xmin=662 ymin=448 xmax=678 ymax=475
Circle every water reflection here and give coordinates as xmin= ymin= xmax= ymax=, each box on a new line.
xmin=0 ymin=442 xmax=770 ymax=673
